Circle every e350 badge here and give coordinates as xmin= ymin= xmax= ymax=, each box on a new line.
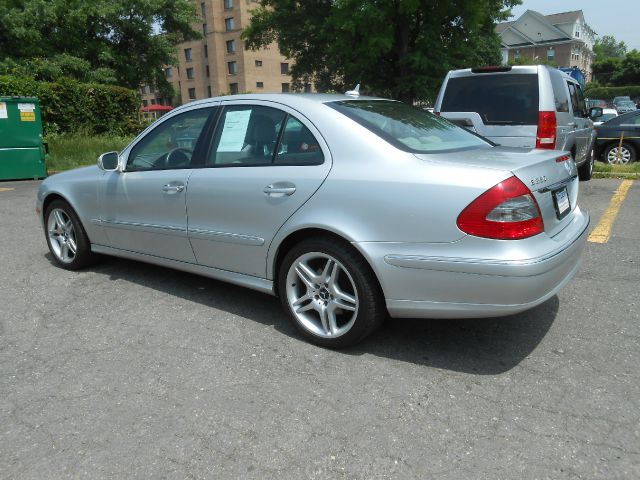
xmin=530 ymin=176 xmax=547 ymax=187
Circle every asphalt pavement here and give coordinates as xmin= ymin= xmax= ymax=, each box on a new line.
xmin=0 ymin=178 xmax=638 ymax=479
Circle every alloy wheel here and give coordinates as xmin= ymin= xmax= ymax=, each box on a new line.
xmin=285 ymin=252 xmax=359 ymax=338
xmin=47 ymin=208 xmax=77 ymax=263
xmin=606 ymin=146 xmax=632 ymax=164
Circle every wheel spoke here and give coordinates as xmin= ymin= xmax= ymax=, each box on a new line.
xmin=319 ymin=306 xmax=330 ymax=334
xmin=326 ymin=305 xmax=339 ymax=334
xmin=53 ymin=210 xmax=66 ymax=229
xmin=332 ymin=297 xmax=356 ymax=312
xmin=294 ymin=261 xmax=319 ymax=289
xmin=320 ymin=258 xmax=335 ymax=283
xmin=67 ymin=237 xmax=77 ymax=255
xmin=61 ymin=242 xmax=70 ymax=261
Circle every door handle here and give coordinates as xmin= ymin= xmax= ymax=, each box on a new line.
xmin=162 ymin=183 xmax=185 ymax=193
xmin=568 ymin=122 xmax=578 ymax=128
xmin=264 ymin=183 xmax=296 ymax=197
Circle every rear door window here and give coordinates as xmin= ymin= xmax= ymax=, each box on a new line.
xmin=567 ymin=82 xmax=582 ymax=118
xmin=440 ymin=74 xmax=539 ymax=125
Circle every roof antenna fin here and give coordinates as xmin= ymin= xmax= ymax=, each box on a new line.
xmin=345 ymin=84 xmax=360 ymax=97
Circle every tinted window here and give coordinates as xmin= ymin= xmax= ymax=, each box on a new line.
xmin=209 ymin=105 xmax=286 ymax=166
xmin=549 ymin=71 xmax=570 ymax=113
xmin=275 ymin=116 xmax=324 ymax=165
xmin=441 ymin=74 xmax=539 ymax=125
xmin=127 ymin=109 xmax=212 ymax=171
xmin=330 ymin=100 xmax=488 ymax=153
xmin=567 ymin=82 xmax=581 ymax=117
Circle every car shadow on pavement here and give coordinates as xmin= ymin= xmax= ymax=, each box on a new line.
xmin=345 ymin=297 xmax=558 ymax=375
xmin=61 ymin=255 xmax=558 ymax=376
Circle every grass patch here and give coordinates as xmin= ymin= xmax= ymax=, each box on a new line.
xmin=594 ymin=161 xmax=640 ymax=174
xmin=46 ymin=134 xmax=134 ymax=171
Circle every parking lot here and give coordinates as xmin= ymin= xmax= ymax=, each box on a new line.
xmin=0 ymin=178 xmax=638 ymax=479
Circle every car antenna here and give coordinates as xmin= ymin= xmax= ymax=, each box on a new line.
xmin=345 ymin=84 xmax=360 ymax=97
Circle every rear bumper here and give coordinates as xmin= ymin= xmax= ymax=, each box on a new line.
xmin=355 ymin=207 xmax=589 ymax=319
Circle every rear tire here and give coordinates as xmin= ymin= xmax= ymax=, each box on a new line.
xmin=578 ymin=149 xmax=594 ymax=181
xmin=277 ymin=237 xmax=386 ymax=348
xmin=44 ymin=199 xmax=96 ymax=270
xmin=604 ymin=142 xmax=636 ymax=165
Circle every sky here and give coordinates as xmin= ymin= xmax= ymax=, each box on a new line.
xmin=509 ymin=0 xmax=640 ymax=51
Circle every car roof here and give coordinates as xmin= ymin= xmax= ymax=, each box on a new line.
xmin=177 ymin=93 xmax=389 ymax=111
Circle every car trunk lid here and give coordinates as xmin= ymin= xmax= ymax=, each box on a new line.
xmin=415 ymin=146 xmax=579 ymax=237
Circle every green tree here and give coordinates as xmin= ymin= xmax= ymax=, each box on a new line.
xmin=0 ymin=0 xmax=200 ymax=90
xmin=242 ymin=0 xmax=521 ymax=103
xmin=593 ymin=35 xmax=627 ymax=60
xmin=611 ymin=50 xmax=640 ymax=86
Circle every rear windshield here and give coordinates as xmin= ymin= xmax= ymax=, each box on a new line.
xmin=441 ymin=74 xmax=539 ymax=125
xmin=328 ymin=100 xmax=488 ymax=153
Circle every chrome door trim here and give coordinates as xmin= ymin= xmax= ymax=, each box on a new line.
xmin=188 ymin=228 xmax=265 ymax=246
xmin=95 ymin=219 xmax=188 ymax=235
xmin=90 ymin=244 xmax=274 ymax=295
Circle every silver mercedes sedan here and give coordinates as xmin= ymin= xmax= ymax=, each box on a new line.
xmin=37 ymin=93 xmax=589 ymax=348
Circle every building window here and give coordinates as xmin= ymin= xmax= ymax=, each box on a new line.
xmin=575 ymin=29 xmax=580 ymax=38
xmin=204 ymin=44 xmax=208 ymax=58
xmin=142 ymin=99 xmax=148 ymax=107
xmin=202 ymin=23 xmax=208 ymax=35
xmin=229 ymin=83 xmax=238 ymax=94
xmin=282 ymin=83 xmax=290 ymax=93
xmin=186 ymin=67 xmax=195 ymax=80
xmin=207 ymin=86 xmax=212 ymax=97
xmin=255 ymin=60 xmax=263 ymax=67
xmin=228 ymin=61 xmax=237 ymax=75
xmin=165 ymin=67 xmax=173 ymax=78
xmin=200 ymin=2 xmax=206 ymax=17
xmin=225 ymin=18 xmax=235 ymax=31
xmin=280 ymin=62 xmax=289 ymax=75
xmin=547 ymin=48 xmax=555 ymax=62
xmin=150 ymin=99 xmax=156 ymax=105
xmin=188 ymin=88 xmax=196 ymax=100
xmin=224 ymin=0 xmax=233 ymax=9
xmin=256 ymin=81 xmax=264 ymax=88
xmin=226 ymin=40 xmax=236 ymax=54
xmin=184 ymin=48 xmax=192 ymax=61
xmin=206 ymin=65 xmax=210 ymax=77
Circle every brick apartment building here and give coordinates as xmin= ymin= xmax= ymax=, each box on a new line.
xmin=141 ymin=0 xmax=299 ymax=108
xmin=496 ymin=10 xmax=596 ymax=81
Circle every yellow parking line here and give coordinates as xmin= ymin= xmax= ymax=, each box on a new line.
xmin=588 ymin=179 xmax=634 ymax=244
xmin=0 ymin=187 xmax=15 ymax=192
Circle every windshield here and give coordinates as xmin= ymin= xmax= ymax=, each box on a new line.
xmin=328 ymin=100 xmax=488 ymax=153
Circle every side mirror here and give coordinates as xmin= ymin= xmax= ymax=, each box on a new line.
xmin=98 ymin=151 xmax=120 ymax=171
xmin=589 ymin=107 xmax=603 ymax=119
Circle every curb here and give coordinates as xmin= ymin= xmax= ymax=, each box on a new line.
xmin=593 ymin=172 xmax=640 ymax=180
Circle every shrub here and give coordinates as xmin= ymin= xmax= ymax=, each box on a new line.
xmin=0 ymin=75 xmax=140 ymax=135
xmin=584 ymin=85 xmax=640 ymax=100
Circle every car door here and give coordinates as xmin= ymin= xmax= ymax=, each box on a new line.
xmin=566 ymin=81 xmax=592 ymax=163
xmin=186 ymin=101 xmax=332 ymax=278
xmin=99 ymin=106 xmax=215 ymax=262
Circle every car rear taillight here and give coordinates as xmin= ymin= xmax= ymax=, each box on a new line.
xmin=456 ymin=176 xmax=544 ymax=240
xmin=536 ymin=111 xmax=557 ymax=149
xmin=555 ymin=154 xmax=570 ymax=162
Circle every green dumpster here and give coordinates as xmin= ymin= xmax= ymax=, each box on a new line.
xmin=0 ymin=96 xmax=48 ymax=180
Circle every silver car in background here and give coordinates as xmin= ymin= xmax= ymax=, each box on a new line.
xmin=434 ymin=65 xmax=597 ymax=181
xmin=37 ymin=94 xmax=589 ymax=348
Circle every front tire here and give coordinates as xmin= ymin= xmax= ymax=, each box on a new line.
xmin=278 ymin=237 xmax=386 ymax=348
xmin=604 ymin=142 xmax=636 ymax=165
xmin=44 ymin=199 xmax=96 ymax=270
